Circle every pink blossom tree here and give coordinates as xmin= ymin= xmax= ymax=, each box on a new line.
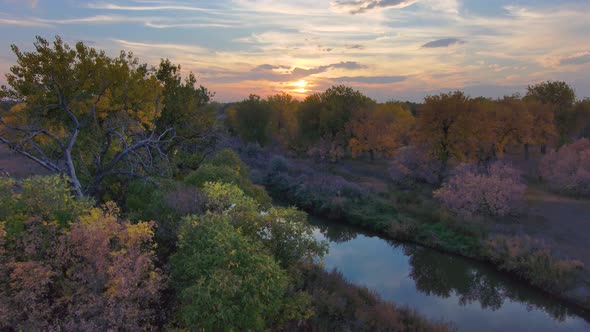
xmin=434 ymin=162 xmax=526 ymax=218
xmin=539 ymin=138 xmax=590 ymax=197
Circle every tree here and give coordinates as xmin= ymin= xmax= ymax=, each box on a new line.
xmin=227 ymin=94 xmax=271 ymax=145
xmin=170 ymin=214 xmax=288 ymax=330
xmin=539 ymin=138 xmax=590 ymax=197
xmin=0 ymin=36 xmax=200 ymax=197
xmin=297 ymin=86 xmax=373 ymax=160
xmin=266 ymin=93 xmax=300 ymax=148
xmin=414 ymin=91 xmax=475 ymax=171
xmin=434 ymin=162 xmax=526 ymax=218
xmin=347 ymin=102 xmax=415 ymax=160
xmin=526 ymin=81 xmax=575 ymax=143
xmin=477 ymin=97 xmax=534 ymax=160
xmin=571 ymin=99 xmax=590 ymax=139
xmin=155 ymin=59 xmax=215 ymax=163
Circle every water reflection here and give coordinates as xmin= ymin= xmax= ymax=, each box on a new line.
xmin=310 ymin=216 xmax=590 ymax=332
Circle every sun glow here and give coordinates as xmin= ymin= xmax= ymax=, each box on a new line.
xmin=292 ymin=80 xmax=307 ymax=94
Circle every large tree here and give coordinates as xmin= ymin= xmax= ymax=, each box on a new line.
xmin=414 ymin=91 xmax=475 ymax=170
xmin=0 ymin=36 xmax=210 ymax=196
xmin=526 ymin=80 xmax=575 ymax=143
xmin=347 ymin=102 xmax=415 ymax=160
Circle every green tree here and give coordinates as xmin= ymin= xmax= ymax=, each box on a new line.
xmin=266 ymin=93 xmax=300 ymax=148
xmin=227 ymin=94 xmax=271 ymax=145
xmin=297 ymin=86 xmax=373 ymax=159
xmin=526 ymin=80 xmax=576 ymax=143
xmin=170 ymin=214 xmax=288 ymax=330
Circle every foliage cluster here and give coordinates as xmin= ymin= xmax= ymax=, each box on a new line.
xmin=303 ymin=267 xmax=451 ymax=332
xmin=539 ymin=138 xmax=590 ymax=197
xmin=434 ymin=162 xmax=527 ymax=218
xmin=484 ymin=235 xmax=584 ymax=292
xmin=0 ymin=177 xmax=163 ymax=330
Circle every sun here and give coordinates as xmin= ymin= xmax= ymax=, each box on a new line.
xmin=292 ymin=80 xmax=307 ymax=94
xmin=294 ymin=80 xmax=306 ymax=88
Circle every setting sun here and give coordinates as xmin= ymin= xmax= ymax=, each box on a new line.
xmin=292 ymin=80 xmax=307 ymax=94
xmin=294 ymin=80 xmax=306 ymax=88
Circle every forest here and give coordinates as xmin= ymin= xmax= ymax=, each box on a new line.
xmin=1 ymin=36 xmax=590 ymax=331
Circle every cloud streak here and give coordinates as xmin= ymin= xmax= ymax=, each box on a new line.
xmin=559 ymin=52 xmax=590 ymax=66
xmin=331 ymin=75 xmax=407 ymax=84
xmin=421 ymin=38 xmax=465 ymax=48
xmin=331 ymin=0 xmax=418 ymax=14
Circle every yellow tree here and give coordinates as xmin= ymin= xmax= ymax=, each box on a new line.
xmin=347 ymin=102 xmax=415 ymax=160
xmin=484 ymin=97 xmax=534 ymax=159
xmin=414 ymin=91 xmax=475 ymax=169
xmin=0 ymin=36 xmax=177 ymax=196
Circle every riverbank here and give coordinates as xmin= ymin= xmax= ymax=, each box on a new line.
xmin=236 ymin=146 xmax=590 ymax=312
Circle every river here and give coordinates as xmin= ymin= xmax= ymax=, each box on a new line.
xmin=309 ymin=216 xmax=590 ymax=332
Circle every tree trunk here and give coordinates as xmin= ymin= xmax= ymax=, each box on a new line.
xmin=524 ymin=144 xmax=529 ymax=160
xmin=541 ymin=144 xmax=547 ymax=154
xmin=64 ymin=127 xmax=83 ymax=197
xmin=369 ymin=149 xmax=375 ymax=162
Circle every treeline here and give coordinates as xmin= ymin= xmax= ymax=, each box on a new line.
xmin=226 ymin=82 xmax=590 ymax=167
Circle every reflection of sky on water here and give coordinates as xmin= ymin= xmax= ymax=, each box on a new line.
xmin=312 ymin=227 xmax=590 ymax=332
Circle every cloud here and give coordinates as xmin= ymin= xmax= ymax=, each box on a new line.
xmin=331 ymin=75 xmax=407 ymax=84
xmin=253 ymin=64 xmax=290 ymax=71
xmin=210 ymin=61 xmax=367 ymax=83
xmin=283 ymin=61 xmax=366 ymax=80
xmin=346 ymin=44 xmax=365 ymax=50
xmin=331 ymin=0 xmax=418 ymax=14
xmin=86 ymin=2 xmax=218 ymax=13
xmin=421 ymin=38 xmax=465 ymax=48
xmin=559 ymin=52 xmax=590 ymax=66
xmin=0 ymin=17 xmax=51 ymax=27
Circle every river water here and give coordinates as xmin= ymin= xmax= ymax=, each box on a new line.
xmin=310 ymin=216 xmax=590 ymax=332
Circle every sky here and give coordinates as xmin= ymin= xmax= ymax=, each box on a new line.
xmin=1 ymin=0 xmax=590 ymax=102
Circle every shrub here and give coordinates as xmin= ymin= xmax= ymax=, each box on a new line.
xmin=0 ymin=175 xmax=93 ymax=238
xmin=539 ymin=138 xmax=590 ymax=196
xmin=185 ymin=149 xmax=272 ymax=206
xmin=303 ymin=267 xmax=450 ymax=332
xmin=484 ymin=235 xmax=583 ymax=292
xmin=390 ymin=146 xmax=443 ymax=185
xmin=434 ymin=162 xmax=526 ymax=218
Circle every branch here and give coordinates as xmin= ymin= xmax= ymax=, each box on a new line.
xmin=0 ymin=136 xmax=61 ymax=173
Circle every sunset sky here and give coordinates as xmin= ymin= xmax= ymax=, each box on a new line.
xmin=1 ymin=0 xmax=590 ymax=102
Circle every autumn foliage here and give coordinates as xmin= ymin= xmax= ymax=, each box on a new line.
xmin=0 ymin=178 xmax=163 ymax=330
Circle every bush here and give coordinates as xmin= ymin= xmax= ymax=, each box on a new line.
xmin=390 ymin=146 xmax=443 ymax=186
xmin=434 ymin=162 xmax=526 ymax=218
xmin=484 ymin=235 xmax=583 ymax=292
xmin=185 ymin=149 xmax=272 ymax=206
xmin=0 ymin=175 xmax=93 ymax=238
xmin=539 ymin=138 xmax=590 ymax=196
xmin=303 ymin=267 xmax=450 ymax=332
